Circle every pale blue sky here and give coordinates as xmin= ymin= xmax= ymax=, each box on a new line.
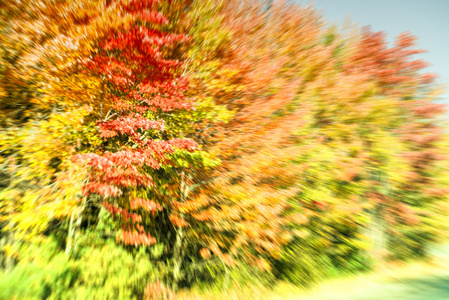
xmin=297 ymin=0 xmax=449 ymax=105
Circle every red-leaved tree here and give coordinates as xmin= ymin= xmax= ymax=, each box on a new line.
xmin=73 ymin=0 xmax=197 ymax=250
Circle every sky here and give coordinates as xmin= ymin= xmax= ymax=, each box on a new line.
xmin=297 ymin=0 xmax=449 ymax=105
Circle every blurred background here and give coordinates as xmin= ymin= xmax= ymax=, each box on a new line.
xmin=0 ymin=0 xmax=448 ymax=299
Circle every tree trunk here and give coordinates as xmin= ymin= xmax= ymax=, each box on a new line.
xmin=364 ymin=168 xmax=391 ymax=269
xmin=173 ymin=225 xmax=184 ymax=288
xmin=65 ymin=211 xmax=76 ymax=256
xmin=4 ymin=230 xmax=15 ymax=272
xmin=173 ymin=169 xmax=191 ymax=289
xmin=368 ymin=205 xmax=388 ymax=265
xmin=65 ymin=202 xmax=85 ymax=257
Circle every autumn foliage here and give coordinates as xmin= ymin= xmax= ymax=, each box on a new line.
xmin=0 ymin=0 xmax=448 ymax=297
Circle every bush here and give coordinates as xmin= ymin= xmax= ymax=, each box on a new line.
xmin=0 ymin=237 xmax=160 ymax=300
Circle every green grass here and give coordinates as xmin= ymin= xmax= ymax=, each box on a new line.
xmin=178 ymin=244 xmax=449 ymax=300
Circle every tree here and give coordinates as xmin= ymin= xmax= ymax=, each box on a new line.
xmin=0 ymin=0 xmax=138 ymax=269
xmin=70 ymin=0 xmax=219 ymax=290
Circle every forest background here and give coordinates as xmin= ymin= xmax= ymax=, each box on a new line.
xmin=0 ymin=0 xmax=448 ymax=299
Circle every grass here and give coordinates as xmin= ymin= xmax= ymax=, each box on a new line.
xmin=177 ymin=245 xmax=449 ymax=300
